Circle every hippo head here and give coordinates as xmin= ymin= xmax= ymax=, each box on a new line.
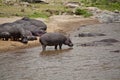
xmin=32 ymin=30 xmax=46 ymax=36
xmin=21 ymin=37 xmax=28 ymax=44
xmin=64 ymin=37 xmax=73 ymax=47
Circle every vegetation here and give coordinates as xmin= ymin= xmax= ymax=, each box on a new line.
xmin=0 ymin=0 xmax=119 ymax=18
xmin=28 ymin=12 xmax=50 ymax=18
xmin=0 ymin=1 xmax=66 ymax=18
xmin=81 ymin=0 xmax=120 ymax=11
xmin=75 ymin=8 xmax=93 ymax=17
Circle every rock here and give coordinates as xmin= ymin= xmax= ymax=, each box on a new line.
xmin=95 ymin=10 xmax=120 ymax=23
xmin=25 ymin=0 xmax=48 ymax=4
xmin=19 ymin=2 xmax=31 ymax=7
xmin=86 ymin=7 xmax=102 ymax=14
xmin=64 ymin=2 xmax=81 ymax=8
xmin=86 ymin=7 xmax=120 ymax=23
xmin=114 ymin=10 xmax=120 ymax=13
xmin=21 ymin=9 xmax=25 ymax=12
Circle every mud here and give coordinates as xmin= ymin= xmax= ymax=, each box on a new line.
xmin=0 ymin=23 xmax=120 ymax=80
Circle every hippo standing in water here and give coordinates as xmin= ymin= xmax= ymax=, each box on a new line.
xmin=39 ymin=32 xmax=73 ymax=51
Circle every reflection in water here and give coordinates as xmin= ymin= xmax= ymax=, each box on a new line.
xmin=40 ymin=48 xmax=73 ymax=56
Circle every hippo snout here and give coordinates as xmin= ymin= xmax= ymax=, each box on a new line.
xmin=22 ymin=37 xmax=28 ymax=44
xmin=68 ymin=43 xmax=73 ymax=47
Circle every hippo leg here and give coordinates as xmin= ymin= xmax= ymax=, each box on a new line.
xmin=2 ymin=37 xmax=8 ymax=41
xmin=59 ymin=44 xmax=62 ymax=50
xmin=55 ymin=45 xmax=58 ymax=50
xmin=42 ymin=45 xmax=46 ymax=51
xmin=19 ymin=28 xmax=28 ymax=44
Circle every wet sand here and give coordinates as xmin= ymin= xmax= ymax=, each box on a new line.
xmin=0 ymin=22 xmax=119 ymax=80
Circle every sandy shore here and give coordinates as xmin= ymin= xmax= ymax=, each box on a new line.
xmin=0 ymin=15 xmax=99 ymax=52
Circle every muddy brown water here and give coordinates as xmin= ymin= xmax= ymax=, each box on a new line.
xmin=0 ymin=23 xmax=120 ymax=80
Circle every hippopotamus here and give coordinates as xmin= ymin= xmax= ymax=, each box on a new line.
xmin=39 ymin=32 xmax=73 ymax=51
xmin=25 ymin=30 xmax=37 ymax=41
xmin=0 ymin=23 xmax=28 ymax=44
xmin=13 ymin=17 xmax=47 ymax=36
xmin=23 ymin=17 xmax=47 ymax=31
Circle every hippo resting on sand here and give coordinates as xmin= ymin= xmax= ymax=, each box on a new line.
xmin=0 ymin=23 xmax=28 ymax=44
xmin=0 ymin=17 xmax=47 ymax=43
xmin=39 ymin=32 xmax=73 ymax=51
xmin=13 ymin=17 xmax=47 ymax=36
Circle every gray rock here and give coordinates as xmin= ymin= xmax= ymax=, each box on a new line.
xmin=64 ymin=2 xmax=81 ymax=8
xmin=95 ymin=10 xmax=120 ymax=23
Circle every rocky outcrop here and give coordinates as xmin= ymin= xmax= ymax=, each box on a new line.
xmin=95 ymin=10 xmax=120 ymax=23
xmin=86 ymin=7 xmax=120 ymax=23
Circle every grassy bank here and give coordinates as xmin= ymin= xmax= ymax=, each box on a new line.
xmin=0 ymin=0 xmax=92 ymax=18
xmin=0 ymin=0 xmax=119 ymax=18
xmin=81 ymin=0 xmax=120 ymax=11
xmin=0 ymin=0 xmax=67 ymax=18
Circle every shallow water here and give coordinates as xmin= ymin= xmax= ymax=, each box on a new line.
xmin=0 ymin=23 xmax=120 ymax=80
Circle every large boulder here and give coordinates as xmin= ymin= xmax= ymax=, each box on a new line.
xmin=95 ymin=10 xmax=120 ymax=23
xmin=86 ymin=7 xmax=120 ymax=23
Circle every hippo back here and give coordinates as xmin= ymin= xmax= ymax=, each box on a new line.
xmin=40 ymin=33 xmax=67 ymax=46
xmin=21 ymin=17 xmax=47 ymax=30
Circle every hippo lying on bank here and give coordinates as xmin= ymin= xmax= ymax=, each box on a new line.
xmin=39 ymin=32 xmax=73 ymax=51
xmin=13 ymin=17 xmax=47 ymax=36
xmin=0 ymin=23 xmax=28 ymax=43
xmin=0 ymin=17 xmax=47 ymax=43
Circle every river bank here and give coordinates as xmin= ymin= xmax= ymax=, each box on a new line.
xmin=0 ymin=15 xmax=99 ymax=52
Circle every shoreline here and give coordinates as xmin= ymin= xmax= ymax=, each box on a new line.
xmin=0 ymin=15 xmax=100 ymax=53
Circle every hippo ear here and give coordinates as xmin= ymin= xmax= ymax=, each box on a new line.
xmin=65 ymin=39 xmax=69 ymax=44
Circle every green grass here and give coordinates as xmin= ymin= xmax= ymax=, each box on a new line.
xmin=75 ymin=8 xmax=93 ymax=17
xmin=0 ymin=0 xmax=119 ymax=18
xmin=95 ymin=3 xmax=120 ymax=11
xmin=0 ymin=0 xmax=82 ymax=18
xmin=0 ymin=4 xmax=33 ymax=17
xmin=0 ymin=2 xmax=66 ymax=18
xmin=28 ymin=12 xmax=50 ymax=18
xmin=81 ymin=0 xmax=120 ymax=11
